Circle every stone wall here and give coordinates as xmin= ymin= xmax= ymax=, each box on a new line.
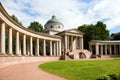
xmin=0 ymin=56 xmax=60 ymax=68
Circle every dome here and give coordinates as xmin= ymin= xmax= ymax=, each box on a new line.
xmin=44 ymin=15 xmax=64 ymax=32
xmin=47 ymin=15 xmax=61 ymax=23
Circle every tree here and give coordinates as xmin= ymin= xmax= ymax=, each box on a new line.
xmin=28 ymin=21 xmax=44 ymax=33
xmin=28 ymin=21 xmax=44 ymax=55
xmin=11 ymin=15 xmax=22 ymax=25
xmin=78 ymin=21 xmax=110 ymax=49
xmin=111 ymin=32 xmax=120 ymax=40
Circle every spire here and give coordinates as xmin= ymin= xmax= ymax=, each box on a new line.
xmin=52 ymin=15 xmax=56 ymax=19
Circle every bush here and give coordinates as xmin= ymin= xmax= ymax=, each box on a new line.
xmin=97 ymin=75 xmax=110 ymax=80
xmin=108 ymin=73 xmax=118 ymax=80
xmin=97 ymin=73 xmax=120 ymax=80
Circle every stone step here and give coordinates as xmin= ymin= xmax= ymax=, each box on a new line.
xmin=68 ymin=49 xmax=92 ymax=59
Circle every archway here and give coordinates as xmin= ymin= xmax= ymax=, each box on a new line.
xmin=79 ymin=52 xmax=86 ymax=59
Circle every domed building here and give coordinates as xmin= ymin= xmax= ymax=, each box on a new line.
xmin=1 ymin=2 xmax=119 ymax=66
xmin=44 ymin=15 xmax=64 ymax=35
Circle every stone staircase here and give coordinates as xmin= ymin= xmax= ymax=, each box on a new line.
xmin=62 ymin=49 xmax=92 ymax=60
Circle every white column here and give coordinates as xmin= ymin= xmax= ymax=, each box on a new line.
xmin=27 ymin=40 xmax=30 ymax=56
xmin=71 ymin=36 xmax=73 ymax=51
xmin=101 ymin=45 xmax=103 ymax=55
xmin=73 ymin=37 xmax=76 ymax=50
xmin=19 ymin=39 xmax=21 ymax=55
xmin=43 ymin=39 xmax=46 ymax=56
xmin=81 ymin=37 xmax=83 ymax=49
xmin=67 ymin=36 xmax=69 ymax=50
xmin=96 ymin=44 xmax=99 ymax=55
xmin=53 ymin=42 xmax=56 ymax=56
xmin=56 ymin=41 xmax=59 ymax=56
xmin=114 ymin=45 xmax=116 ymax=55
xmin=16 ymin=31 xmax=19 ymax=55
xmin=23 ymin=34 xmax=26 ymax=56
xmin=73 ymin=37 xmax=75 ymax=50
xmin=105 ymin=45 xmax=107 ymax=55
xmin=0 ymin=22 xmax=6 ymax=55
xmin=59 ymin=41 xmax=62 ymax=56
xmin=30 ymin=36 xmax=33 ymax=56
xmin=50 ymin=40 xmax=52 ymax=56
xmin=79 ymin=37 xmax=83 ymax=49
xmin=109 ymin=45 xmax=112 ymax=55
xmin=65 ymin=35 xmax=67 ymax=51
xmin=8 ymin=27 xmax=13 ymax=55
xmin=35 ymin=38 xmax=39 ymax=56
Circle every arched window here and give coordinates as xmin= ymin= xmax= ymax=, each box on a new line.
xmin=50 ymin=26 xmax=53 ymax=28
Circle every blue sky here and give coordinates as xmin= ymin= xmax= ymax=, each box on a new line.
xmin=1 ymin=0 xmax=120 ymax=34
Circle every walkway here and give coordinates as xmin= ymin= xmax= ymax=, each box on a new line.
xmin=0 ymin=61 xmax=66 ymax=80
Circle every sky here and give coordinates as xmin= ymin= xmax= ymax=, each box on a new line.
xmin=1 ymin=0 xmax=120 ymax=34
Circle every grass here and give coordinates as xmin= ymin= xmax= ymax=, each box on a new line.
xmin=39 ymin=59 xmax=120 ymax=80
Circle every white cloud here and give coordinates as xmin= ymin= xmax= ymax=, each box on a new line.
xmin=1 ymin=0 xmax=120 ymax=32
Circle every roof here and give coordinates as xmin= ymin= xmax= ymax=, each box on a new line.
xmin=89 ymin=40 xmax=120 ymax=43
xmin=46 ymin=15 xmax=63 ymax=24
xmin=56 ymin=28 xmax=84 ymax=36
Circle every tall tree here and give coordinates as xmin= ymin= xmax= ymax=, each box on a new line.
xmin=11 ymin=15 xmax=22 ymax=25
xmin=78 ymin=21 xmax=110 ymax=49
xmin=28 ymin=21 xmax=44 ymax=33
xmin=28 ymin=21 xmax=44 ymax=55
xmin=111 ymin=32 xmax=120 ymax=40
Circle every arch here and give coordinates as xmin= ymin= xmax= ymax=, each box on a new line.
xmin=79 ymin=52 xmax=86 ymax=59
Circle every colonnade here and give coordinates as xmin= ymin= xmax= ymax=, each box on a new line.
xmin=0 ymin=21 xmax=62 ymax=56
xmin=89 ymin=40 xmax=120 ymax=56
xmin=63 ymin=35 xmax=83 ymax=52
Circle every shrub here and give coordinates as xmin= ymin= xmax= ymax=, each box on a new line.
xmin=108 ymin=73 xmax=118 ymax=80
xmin=97 ymin=75 xmax=110 ymax=80
xmin=97 ymin=73 xmax=120 ymax=80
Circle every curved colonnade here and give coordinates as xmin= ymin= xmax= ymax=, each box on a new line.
xmin=0 ymin=3 xmax=62 ymax=67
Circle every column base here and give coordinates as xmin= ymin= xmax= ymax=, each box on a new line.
xmin=23 ymin=54 xmax=28 ymax=56
xmin=50 ymin=54 xmax=53 ymax=56
xmin=0 ymin=53 xmax=7 ymax=56
xmin=43 ymin=54 xmax=46 ymax=56
xmin=7 ymin=53 xmax=14 ymax=56
xmin=15 ymin=54 xmax=21 ymax=56
xmin=35 ymin=54 xmax=40 ymax=56
xmin=29 ymin=54 xmax=34 ymax=56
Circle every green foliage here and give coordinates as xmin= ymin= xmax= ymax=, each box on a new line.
xmin=78 ymin=21 xmax=110 ymax=49
xmin=97 ymin=75 xmax=110 ymax=80
xmin=11 ymin=15 xmax=22 ymax=25
xmin=28 ymin=21 xmax=44 ymax=33
xmin=97 ymin=73 xmax=120 ymax=80
xmin=39 ymin=60 xmax=120 ymax=80
xmin=111 ymin=32 xmax=120 ymax=40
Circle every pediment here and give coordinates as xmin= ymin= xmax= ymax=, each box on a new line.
xmin=66 ymin=29 xmax=84 ymax=34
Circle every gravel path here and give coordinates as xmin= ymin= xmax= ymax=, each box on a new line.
xmin=0 ymin=61 xmax=67 ymax=80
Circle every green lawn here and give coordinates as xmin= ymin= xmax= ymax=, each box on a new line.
xmin=39 ymin=59 xmax=120 ymax=80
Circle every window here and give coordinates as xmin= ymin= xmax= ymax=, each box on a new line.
xmin=50 ymin=26 xmax=53 ymax=28
xmin=58 ymin=26 xmax=60 ymax=28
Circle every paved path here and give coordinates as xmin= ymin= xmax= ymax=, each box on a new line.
xmin=0 ymin=61 xmax=66 ymax=80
